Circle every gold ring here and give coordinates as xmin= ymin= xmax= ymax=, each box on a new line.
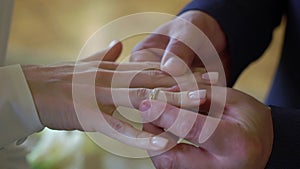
xmin=149 ymin=88 xmax=160 ymax=100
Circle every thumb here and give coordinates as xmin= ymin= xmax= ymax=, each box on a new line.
xmin=161 ymin=38 xmax=196 ymax=76
xmin=80 ymin=40 xmax=123 ymax=62
xmin=103 ymin=40 xmax=123 ymax=61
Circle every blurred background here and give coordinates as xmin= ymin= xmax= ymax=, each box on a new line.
xmin=7 ymin=0 xmax=285 ymax=168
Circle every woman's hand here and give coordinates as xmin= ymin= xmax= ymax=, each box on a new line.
xmin=140 ymin=85 xmax=273 ymax=168
xmin=21 ymin=42 xmax=209 ymax=151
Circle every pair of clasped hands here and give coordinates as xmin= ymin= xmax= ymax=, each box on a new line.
xmin=23 ymin=11 xmax=273 ymax=169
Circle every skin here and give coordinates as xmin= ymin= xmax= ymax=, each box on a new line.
xmin=21 ymin=41 xmax=210 ymax=151
xmin=131 ymin=10 xmax=230 ymax=81
xmin=140 ymin=85 xmax=273 ymax=169
xmin=131 ymin=11 xmax=274 ymax=168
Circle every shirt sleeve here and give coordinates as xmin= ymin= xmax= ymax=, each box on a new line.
xmin=266 ymin=106 xmax=300 ymax=168
xmin=0 ymin=64 xmax=44 ymax=148
xmin=179 ymin=0 xmax=284 ymax=86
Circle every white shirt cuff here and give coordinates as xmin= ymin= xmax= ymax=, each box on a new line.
xmin=0 ymin=64 xmax=44 ymax=147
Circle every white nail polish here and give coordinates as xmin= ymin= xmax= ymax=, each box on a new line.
xmin=109 ymin=40 xmax=119 ymax=48
xmin=188 ymin=90 xmax=206 ymax=100
xmin=202 ymin=72 xmax=219 ymax=82
xmin=151 ymin=136 xmax=168 ymax=149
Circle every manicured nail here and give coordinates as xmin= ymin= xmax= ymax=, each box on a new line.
xmin=188 ymin=90 xmax=206 ymax=100
xmin=151 ymin=136 xmax=168 ymax=149
xmin=109 ymin=40 xmax=119 ymax=48
xmin=139 ymin=101 xmax=151 ymax=112
xmin=162 ymin=56 xmax=187 ymax=76
xmin=202 ymin=72 xmax=219 ymax=82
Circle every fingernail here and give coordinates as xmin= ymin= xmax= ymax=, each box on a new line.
xmin=151 ymin=136 xmax=168 ymax=149
xmin=202 ymin=72 xmax=219 ymax=82
xmin=109 ymin=40 xmax=119 ymax=48
xmin=188 ymin=90 xmax=206 ymax=100
xmin=139 ymin=101 xmax=151 ymax=112
xmin=162 ymin=56 xmax=187 ymax=76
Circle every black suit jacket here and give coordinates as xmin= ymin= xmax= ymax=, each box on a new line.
xmin=181 ymin=0 xmax=300 ymax=168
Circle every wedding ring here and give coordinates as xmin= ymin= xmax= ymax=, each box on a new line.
xmin=149 ymin=88 xmax=160 ymax=100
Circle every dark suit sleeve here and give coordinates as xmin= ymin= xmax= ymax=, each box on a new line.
xmin=266 ymin=106 xmax=300 ymax=169
xmin=179 ymin=0 xmax=284 ymax=86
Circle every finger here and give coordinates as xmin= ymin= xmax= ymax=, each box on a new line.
xmin=131 ymin=34 xmax=170 ymax=62
xmin=168 ymin=84 xmax=230 ymax=119
xmin=90 ymin=69 xmax=210 ymax=88
xmin=143 ymin=123 xmax=179 ymax=145
xmin=97 ymin=61 xmax=160 ymax=71
xmin=73 ymin=68 xmax=174 ymax=88
xmin=139 ymin=100 xmax=237 ymax=154
xmin=167 ymin=71 xmax=220 ymax=92
xmin=154 ymin=90 xmax=207 ymax=110
xmin=103 ymin=40 xmax=123 ymax=61
xmin=80 ymin=40 xmax=123 ymax=62
xmin=74 ymin=61 xmax=160 ymax=72
xmin=75 ymin=67 xmax=212 ymax=88
xmin=96 ymin=87 xmax=207 ymax=110
xmin=151 ymin=143 xmax=218 ymax=169
xmin=95 ymin=69 xmax=200 ymax=88
xmin=94 ymin=69 xmax=175 ymax=88
xmin=143 ymin=123 xmax=165 ymax=135
xmin=98 ymin=113 xmax=169 ymax=151
xmin=73 ymin=96 xmax=170 ymax=150
xmin=164 ymin=84 xmax=212 ymax=113
xmin=139 ymin=100 xmax=199 ymax=141
xmin=160 ymin=38 xmax=196 ymax=76
xmin=143 ymin=123 xmax=179 ymax=156
xmin=164 ymin=73 xmax=219 ymax=93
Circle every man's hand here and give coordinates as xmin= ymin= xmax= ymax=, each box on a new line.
xmin=131 ymin=11 xmax=230 ymax=81
xmin=139 ymin=86 xmax=273 ymax=169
